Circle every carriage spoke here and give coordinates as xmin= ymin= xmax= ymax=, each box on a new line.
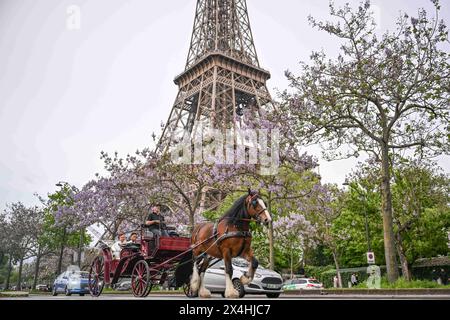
xmin=132 ymin=260 xmax=150 ymax=298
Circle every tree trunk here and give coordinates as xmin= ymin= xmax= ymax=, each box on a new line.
xmin=33 ymin=248 xmax=42 ymax=290
xmin=268 ymin=222 xmax=274 ymax=270
xmin=380 ymin=144 xmax=399 ymax=283
xmin=395 ymin=232 xmax=411 ymax=281
xmin=189 ymin=210 xmax=195 ymax=233
xmin=332 ymin=251 xmax=343 ymax=288
xmin=268 ymin=192 xmax=274 ymax=270
xmin=78 ymin=231 xmax=84 ymax=268
xmin=57 ymin=228 xmax=67 ymax=275
xmin=290 ymin=246 xmax=294 ymax=279
xmin=16 ymin=257 xmax=24 ymax=291
xmin=5 ymin=255 xmax=13 ymax=290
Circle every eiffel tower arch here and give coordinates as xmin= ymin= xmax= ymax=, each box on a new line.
xmin=158 ymin=0 xmax=274 ymax=153
xmin=157 ymin=0 xmax=275 ymax=214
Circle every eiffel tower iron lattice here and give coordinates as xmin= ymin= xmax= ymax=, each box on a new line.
xmin=158 ymin=0 xmax=275 ymax=154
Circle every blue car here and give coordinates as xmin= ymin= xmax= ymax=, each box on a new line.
xmin=52 ymin=270 xmax=90 ymax=296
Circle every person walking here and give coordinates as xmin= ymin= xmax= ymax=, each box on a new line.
xmin=440 ymin=269 xmax=448 ymax=285
xmin=333 ymin=275 xmax=339 ymax=288
xmin=351 ymin=273 xmax=357 ymax=287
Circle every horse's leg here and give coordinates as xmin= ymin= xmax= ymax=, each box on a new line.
xmin=223 ymin=252 xmax=239 ymax=298
xmin=240 ymin=248 xmax=258 ymax=285
xmin=190 ymin=259 xmax=201 ymax=294
xmin=198 ymin=256 xmax=212 ymax=298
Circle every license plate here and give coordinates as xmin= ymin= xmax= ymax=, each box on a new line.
xmin=266 ymin=284 xmax=279 ymax=289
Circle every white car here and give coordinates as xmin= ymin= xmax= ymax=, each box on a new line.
xmin=115 ymin=280 xmax=132 ymax=291
xmin=283 ymin=278 xmax=323 ymax=290
xmin=203 ymin=258 xmax=283 ymax=298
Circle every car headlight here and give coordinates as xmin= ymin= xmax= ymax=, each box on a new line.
xmin=254 ymin=273 xmax=262 ymax=278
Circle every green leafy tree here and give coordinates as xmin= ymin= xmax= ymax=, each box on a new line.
xmin=43 ymin=183 xmax=90 ymax=276
xmin=338 ymin=159 xmax=449 ymax=279
xmin=337 ymin=163 xmax=385 ymax=267
xmin=391 ymin=160 xmax=450 ymax=280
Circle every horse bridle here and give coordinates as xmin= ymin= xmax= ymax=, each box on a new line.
xmin=245 ymin=194 xmax=267 ymax=223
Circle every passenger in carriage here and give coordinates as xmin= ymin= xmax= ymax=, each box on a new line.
xmin=111 ymin=233 xmax=127 ymax=259
xmin=128 ymin=232 xmax=138 ymax=243
xmin=145 ymin=204 xmax=169 ymax=237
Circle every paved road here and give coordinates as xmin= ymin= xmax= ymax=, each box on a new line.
xmin=3 ymin=293 xmax=450 ymax=300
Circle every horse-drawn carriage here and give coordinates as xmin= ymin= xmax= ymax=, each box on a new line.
xmin=88 ymin=190 xmax=273 ymax=299
xmin=88 ymin=226 xmax=193 ymax=297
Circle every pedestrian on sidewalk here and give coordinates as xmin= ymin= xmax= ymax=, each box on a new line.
xmin=440 ymin=269 xmax=448 ymax=285
xmin=351 ymin=273 xmax=358 ymax=287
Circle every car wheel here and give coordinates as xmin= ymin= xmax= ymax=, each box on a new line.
xmin=52 ymin=286 xmax=58 ymax=296
xmin=64 ymin=287 xmax=71 ymax=296
xmin=232 ymin=279 xmax=245 ymax=298
xmin=266 ymin=293 xmax=280 ymax=299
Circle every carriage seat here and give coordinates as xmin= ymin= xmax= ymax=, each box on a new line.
xmin=122 ymin=243 xmax=140 ymax=252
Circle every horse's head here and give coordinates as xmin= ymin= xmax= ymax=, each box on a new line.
xmin=246 ymin=189 xmax=272 ymax=226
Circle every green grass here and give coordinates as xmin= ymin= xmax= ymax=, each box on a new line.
xmin=0 ymin=291 xmax=29 ymax=298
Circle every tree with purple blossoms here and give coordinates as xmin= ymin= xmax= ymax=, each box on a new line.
xmin=301 ymin=185 xmax=348 ymax=287
xmin=2 ymin=203 xmax=42 ymax=290
xmin=282 ymin=0 xmax=449 ymax=282
xmin=274 ymin=213 xmax=316 ymax=278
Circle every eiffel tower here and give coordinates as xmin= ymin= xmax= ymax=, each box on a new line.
xmin=158 ymin=0 xmax=274 ymax=153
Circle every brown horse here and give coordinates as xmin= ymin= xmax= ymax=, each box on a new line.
xmin=190 ymin=189 xmax=272 ymax=298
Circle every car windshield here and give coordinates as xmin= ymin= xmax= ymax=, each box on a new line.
xmin=232 ymin=259 xmax=249 ymax=268
xmin=294 ymin=279 xmax=307 ymax=284
xmin=308 ymin=279 xmax=320 ymax=284
xmin=70 ymin=272 xmax=89 ymax=279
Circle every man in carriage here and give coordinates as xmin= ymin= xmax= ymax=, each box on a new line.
xmin=145 ymin=204 xmax=170 ymax=237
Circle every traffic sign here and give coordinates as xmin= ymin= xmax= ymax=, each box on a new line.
xmin=367 ymin=252 xmax=375 ymax=264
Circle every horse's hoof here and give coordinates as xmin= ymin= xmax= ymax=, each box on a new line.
xmin=240 ymin=275 xmax=252 ymax=285
xmin=225 ymin=289 xmax=239 ymax=299
xmin=199 ymin=287 xmax=211 ymax=298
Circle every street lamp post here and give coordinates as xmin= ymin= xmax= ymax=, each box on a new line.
xmin=359 ymin=194 xmax=372 ymax=252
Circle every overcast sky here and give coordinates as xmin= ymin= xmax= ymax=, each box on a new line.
xmin=0 ymin=0 xmax=449 ymax=210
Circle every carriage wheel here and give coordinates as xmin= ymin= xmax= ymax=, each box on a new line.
xmin=89 ymin=256 xmax=105 ymax=297
xmin=132 ymin=260 xmax=152 ymax=298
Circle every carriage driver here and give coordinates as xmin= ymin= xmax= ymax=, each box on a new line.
xmin=145 ymin=204 xmax=169 ymax=237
